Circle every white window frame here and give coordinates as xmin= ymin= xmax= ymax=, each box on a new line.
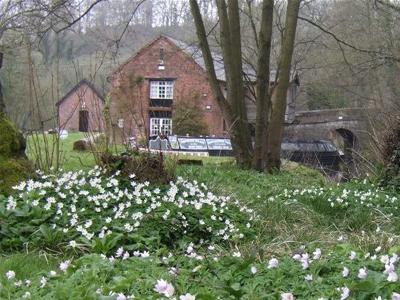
xmin=150 ymin=118 xmax=172 ymax=136
xmin=150 ymin=81 xmax=174 ymax=99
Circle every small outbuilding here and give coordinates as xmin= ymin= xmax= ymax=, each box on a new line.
xmin=56 ymin=79 xmax=104 ymax=132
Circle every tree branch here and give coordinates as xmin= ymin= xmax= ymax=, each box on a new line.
xmin=298 ymin=15 xmax=400 ymax=62
xmin=55 ymin=0 xmax=107 ymax=33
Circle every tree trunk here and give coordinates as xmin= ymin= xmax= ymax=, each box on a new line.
xmin=216 ymin=0 xmax=253 ymax=168
xmin=0 ymin=52 xmax=4 ymax=114
xmin=191 ymin=0 xmax=253 ymax=168
xmin=0 ymin=81 xmax=4 ymax=114
xmin=252 ymin=0 xmax=274 ymax=171
xmin=266 ymin=0 xmax=300 ymax=172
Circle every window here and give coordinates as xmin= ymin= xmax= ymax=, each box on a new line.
xmin=150 ymin=118 xmax=172 ymax=136
xmin=150 ymin=81 xmax=173 ymax=99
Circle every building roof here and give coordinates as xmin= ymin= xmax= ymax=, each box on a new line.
xmin=110 ymin=35 xmax=298 ymax=84
xmin=165 ymin=35 xmax=239 ymax=82
xmin=109 ymin=35 xmax=256 ymax=82
xmin=56 ymin=79 xmax=104 ymax=107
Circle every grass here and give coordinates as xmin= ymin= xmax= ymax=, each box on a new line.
xmin=4 ymin=132 xmax=399 ymax=298
xmin=177 ymin=163 xmax=400 ymax=256
xmin=0 ymin=253 xmax=59 ymax=279
xmin=26 ymin=132 xmax=96 ymax=171
xmin=23 ymin=133 xmax=399 ymax=255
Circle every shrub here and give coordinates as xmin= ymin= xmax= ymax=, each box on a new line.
xmin=0 ymin=113 xmax=33 ymax=193
xmin=0 ymin=113 xmax=26 ymax=159
xmin=380 ymin=117 xmax=400 ymax=190
xmin=101 ymin=152 xmax=174 ymax=185
xmin=0 ymin=158 xmax=33 ymax=194
xmin=0 ymin=167 xmax=255 ymax=254
xmin=172 ymin=101 xmax=208 ymax=136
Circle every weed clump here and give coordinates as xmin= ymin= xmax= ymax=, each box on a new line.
xmin=380 ymin=117 xmax=400 ymax=190
xmin=101 ymin=151 xmax=174 ymax=185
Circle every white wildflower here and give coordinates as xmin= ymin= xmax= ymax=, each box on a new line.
xmin=49 ymin=271 xmax=57 ymax=277
xmin=141 ymin=251 xmax=150 ymax=258
xmin=180 ymin=294 xmax=196 ymax=300
xmin=5 ymin=270 xmax=15 ymax=280
xmin=392 ymin=292 xmax=400 ymax=300
xmin=358 ymin=267 xmax=368 ymax=279
xmin=267 ymin=258 xmax=279 ymax=269
xmin=40 ymin=276 xmax=47 ymax=288
xmin=14 ymin=280 xmax=23 ymax=287
xmin=313 ymin=248 xmax=321 ymax=260
xmin=340 ymin=286 xmax=350 ymax=300
xmin=232 ymin=251 xmax=241 ymax=257
xmin=116 ymin=293 xmax=127 ymax=300
xmin=387 ymin=271 xmax=398 ymax=282
xmin=304 ymin=274 xmax=313 ymax=281
xmin=281 ymin=292 xmax=295 ymax=300
xmin=342 ymin=266 xmax=349 ymax=278
xmin=154 ymin=279 xmax=175 ymax=298
xmin=116 ymin=247 xmax=124 ymax=257
xmin=250 ymin=266 xmax=257 ymax=274
xmin=59 ymin=260 xmax=70 ymax=273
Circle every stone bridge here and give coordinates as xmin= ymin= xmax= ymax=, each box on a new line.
xmin=284 ymin=108 xmax=371 ymax=164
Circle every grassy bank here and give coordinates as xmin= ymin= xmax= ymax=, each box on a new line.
xmin=2 ymin=133 xmax=397 ymax=299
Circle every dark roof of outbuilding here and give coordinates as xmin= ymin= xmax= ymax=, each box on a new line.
xmin=55 ymin=79 xmax=104 ymax=107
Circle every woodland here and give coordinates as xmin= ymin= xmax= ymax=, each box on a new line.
xmin=1 ymin=2 xmax=400 ymax=299
xmin=1 ymin=0 xmax=399 ymax=129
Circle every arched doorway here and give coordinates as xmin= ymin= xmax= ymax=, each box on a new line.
xmin=79 ymin=110 xmax=89 ymax=132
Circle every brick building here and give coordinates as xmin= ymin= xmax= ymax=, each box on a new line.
xmin=56 ymin=79 xmax=104 ymax=132
xmin=108 ymin=35 xmax=299 ymax=143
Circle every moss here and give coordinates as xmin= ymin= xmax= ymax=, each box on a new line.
xmin=0 ymin=113 xmax=26 ymax=158
xmin=0 ymin=158 xmax=33 ymax=194
xmin=0 ymin=114 xmax=32 ymax=194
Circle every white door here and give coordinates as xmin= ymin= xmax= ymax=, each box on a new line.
xmin=150 ymin=118 xmax=172 ymax=136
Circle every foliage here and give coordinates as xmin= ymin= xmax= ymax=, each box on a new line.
xmin=0 ymin=113 xmax=33 ymax=193
xmin=178 ymin=163 xmax=400 ymax=255
xmin=2 ymin=246 xmax=400 ymax=299
xmin=4 ymin=135 xmax=400 ymax=299
xmin=305 ymin=84 xmax=348 ymax=110
xmin=0 ymin=158 xmax=33 ymax=194
xmin=172 ymin=101 xmax=209 ymax=136
xmin=0 ymin=167 xmax=255 ymax=254
xmin=380 ymin=117 xmax=400 ymax=190
xmin=0 ymin=113 xmax=26 ymax=159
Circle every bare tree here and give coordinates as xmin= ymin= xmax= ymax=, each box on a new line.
xmin=190 ymin=0 xmax=301 ymax=171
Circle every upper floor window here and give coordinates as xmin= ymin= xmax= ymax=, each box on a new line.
xmin=150 ymin=80 xmax=173 ymax=99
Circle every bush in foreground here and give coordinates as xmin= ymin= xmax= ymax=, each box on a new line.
xmin=0 ymin=167 xmax=255 ymax=254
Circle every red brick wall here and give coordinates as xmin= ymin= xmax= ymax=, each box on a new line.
xmin=58 ymin=83 xmax=104 ymax=132
xmin=109 ymin=36 xmax=225 ymax=142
